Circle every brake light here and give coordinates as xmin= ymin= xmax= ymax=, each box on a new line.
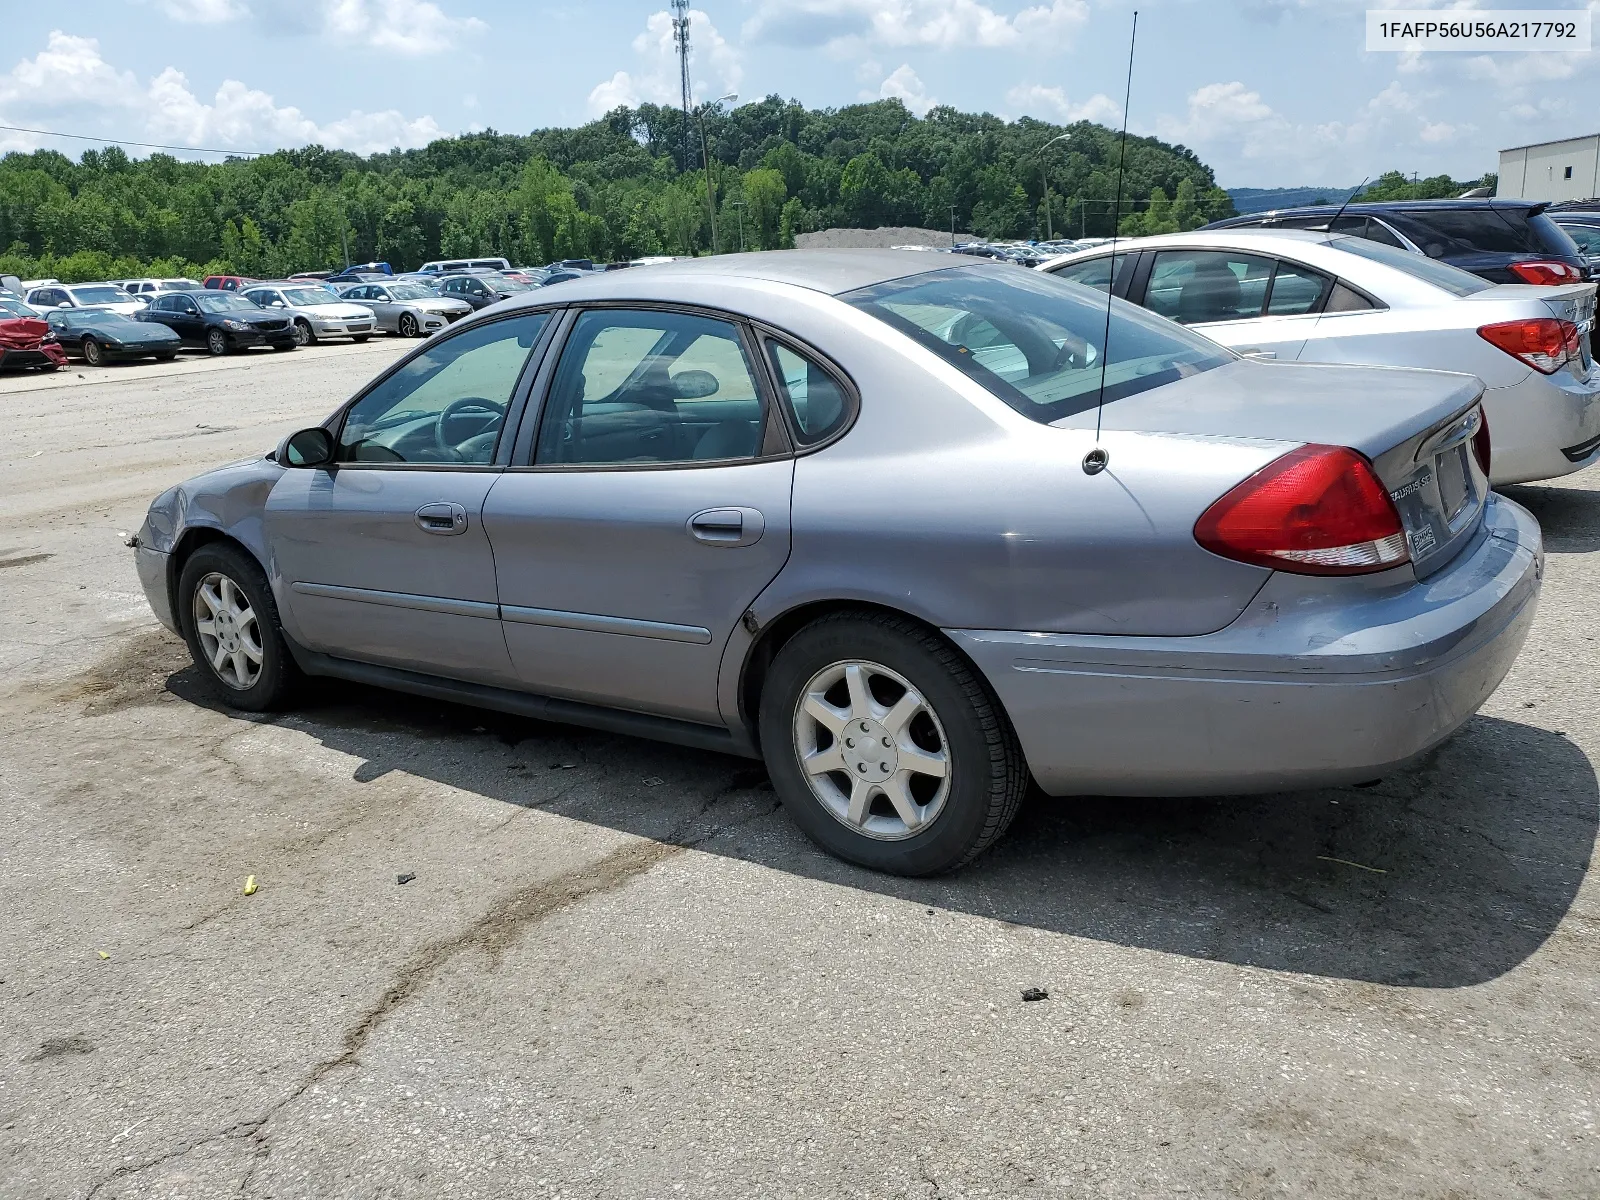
xmin=1507 ymin=260 xmax=1583 ymax=285
xmin=1477 ymin=318 xmax=1582 ymax=374
xmin=1195 ymin=445 xmax=1409 ymax=575
xmin=1472 ymin=408 xmax=1491 ymax=477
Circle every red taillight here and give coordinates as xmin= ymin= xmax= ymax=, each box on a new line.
xmin=1195 ymin=445 xmax=1410 ymax=576
xmin=1507 ymin=260 xmax=1583 ymax=285
xmin=1472 ymin=407 xmax=1491 ymax=478
xmin=1477 ymin=318 xmax=1582 ymax=374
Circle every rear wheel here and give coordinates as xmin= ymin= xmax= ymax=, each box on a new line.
xmin=205 ymin=328 xmax=228 ymax=356
xmin=759 ymin=613 xmax=1027 ymax=876
xmin=177 ymin=544 xmax=298 ymax=712
xmin=156 ymin=352 xmax=176 ymax=362
xmin=292 ymin=319 xmax=314 ymax=346
xmin=82 ymin=338 xmax=105 ymax=367
xmin=352 ymin=334 xmax=371 ymax=344
xmin=271 ymin=340 xmax=295 ymax=352
xmin=398 ymin=312 xmax=419 ymax=338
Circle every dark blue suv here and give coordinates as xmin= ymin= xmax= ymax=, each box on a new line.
xmin=1205 ymin=199 xmax=1587 ymax=285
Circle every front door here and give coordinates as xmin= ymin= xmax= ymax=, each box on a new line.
xmin=1138 ymin=249 xmax=1327 ymax=361
xmin=482 ymin=307 xmax=794 ymax=724
xmin=265 ymin=311 xmax=551 ymax=686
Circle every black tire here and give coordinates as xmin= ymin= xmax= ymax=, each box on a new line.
xmin=177 ymin=543 xmax=299 ymax=712
xmin=398 ymin=312 xmax=420 ymax=338
xmin=157 ymin=352 xmax=177 ymax=362
xmin=82 ymin=338 xmax=104 ymax=367
xmin=270 ymin=339 xmax=296 ymax=352
xmin=205 ymin=328 xmax=228 ymax=356
xmin=352 ymin=334 xmax=371 ymax=344
xmin=292 ymin=319 xmax=314 ymax=347
xmin=758 ymin=612 xmax=1027 ymax=876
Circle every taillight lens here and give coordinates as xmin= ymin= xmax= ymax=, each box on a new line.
xmin=1195 ymin=445 xmax=1410 ymax=575
xmin=1507 ymin=260 xmax=1583 ymax=285
xmin=1472 ymin=407 xmax=1491 ymax=478
xmin=1477 ymin=318 xmax=1582 ymax=374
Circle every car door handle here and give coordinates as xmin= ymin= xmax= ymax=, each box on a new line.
xmin=1239 ymin=348 xmax=1277 ymax=359
xmin=415 ymin=502 xmax=468 ymax=535
xmin=688 ymin=507 xmax=764 ymax=547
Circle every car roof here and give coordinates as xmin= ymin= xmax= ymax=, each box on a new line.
xmin=506 ymin=249 xmax=964 ymax=299
xmin=1212 ymin=198 xmax=1548 ymax=225
xmin=1039 ymin=227 xmax=1337 ymax=266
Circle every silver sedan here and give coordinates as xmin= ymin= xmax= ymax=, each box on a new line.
xmin=338 ymin=280 xmax=470 ymax=336
xmin=1040 ymin=229 xmax=1600 ymax=485
xmin=242 ymin=283 xmax=377 ymax=345
xmin=130 ymin=252 xmax=1542 ymax=875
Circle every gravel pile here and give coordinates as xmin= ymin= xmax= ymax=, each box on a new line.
xmin=796 ymin=226 xmax=962 ymax=249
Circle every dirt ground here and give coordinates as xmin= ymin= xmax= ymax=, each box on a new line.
xmin=0 ymin=341 xmax=1596 ymax=1198
xmin=796 ymin=226 xmax=962 ymax=249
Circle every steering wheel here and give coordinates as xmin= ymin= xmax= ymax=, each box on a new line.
xmin=433 ymin=396 xmax=506 ymax=461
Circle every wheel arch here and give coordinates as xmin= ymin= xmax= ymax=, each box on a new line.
xmin=166 ymin=527 xmax=267 ymax=635
xmin=736 ymin=599 xmax=1004 ymax=755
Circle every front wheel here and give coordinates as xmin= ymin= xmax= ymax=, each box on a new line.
xmin=205 ymin=329 xmax=228 ymax=356
xmin=398 ymin=312 xmax=419 ymax=338
xmin=270 ymin=340 xmax=295 ymax=352
xmin=82 ymin=338 xmax=105 ymax=367
xmin=351 ymin=334 xmax=370 ymax=344
xmin=758 ymin=613 xmax=1027 ymax=876
xmin=177 ymin=544 xmax=299 ymax=712
xmin=292 ymin=319 xmax=314 ymax=346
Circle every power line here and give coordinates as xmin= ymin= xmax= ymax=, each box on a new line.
xmin=0 ymin=123 xmax=264 ymax=158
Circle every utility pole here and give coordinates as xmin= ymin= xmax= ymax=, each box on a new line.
xmin=698 ymin=93 xmax=737 ymax=254
xmin=732 ymin=199 xmax=745 ymax=252
xmin=1036 ymin=133 xmax=1069 ymax=242
xmin=949 ymin=205 xmax=957 ymax=246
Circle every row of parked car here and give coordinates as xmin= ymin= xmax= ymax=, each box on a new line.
xmin=0 ymin=256 xmax=656 ymax=372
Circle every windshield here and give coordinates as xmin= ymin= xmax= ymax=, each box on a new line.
xmin=387 ymin=283 xmax=433 ymax=300
xmin=0 ymin=297 xmax=40 ymax=317
xmin=1325 ymin=235 xmax=1491 ymax=296
xmin=284 ymin=288 xmax=338 ymax=306
xmin=69 ymin=286 xmax=130 ymax=304
xmin=480 ymin=272 xmax=530 ymax=292
xmin=196 ymin=293 xmax=257 ymax=313
xmin=846 ymin=265 xmax=1233 ymax=423
xmin=59 ymin=310 xmax=137 ymax=326
xmin=162 ymin=279 xmax=202 ymax=290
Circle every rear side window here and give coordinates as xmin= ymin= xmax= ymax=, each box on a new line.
xmin=845 ymin=265 xmax=1232 ymax=424
xmin=1265 ymin=261 xmax=1332 ymax=315
xmin=1145 ymin=251 xmax=1274 ymax=324
xmin=765 ymin=341 xmax=852 ymax=445
xmin=1049 ymin=253 xmax=1129 ymax=293
xmin=1560 ymin=223 xmax=1600 ymax=254
xmin=1324 ymin=282 xmax=1380 ymax=313
xmin=1325 ymin=235 xmax=1491 ymax=296
xmin=1401 ymin=207 xmax=1572 ymax=256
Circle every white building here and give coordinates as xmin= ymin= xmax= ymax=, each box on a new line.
xmin=1498 ymin=135 xmax=1600 ymax=203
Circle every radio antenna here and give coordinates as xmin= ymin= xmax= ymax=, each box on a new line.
xmin=1087 ymin=9 xmax=1138 ymax=476
xmin=1313 ymin=176 xmax=1369 ymax=233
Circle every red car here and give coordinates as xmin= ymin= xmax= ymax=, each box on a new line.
xmin=202 ymin=275 xmax=258 ymax=291
xmin=0 ymin=298 xmax=66 ymax=371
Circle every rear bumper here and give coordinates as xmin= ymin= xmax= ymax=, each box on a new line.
xmin=949 ymin=494 xmax=1542 ymax=797
xmin=1483 ymin=364 xmax=1600 ymax=485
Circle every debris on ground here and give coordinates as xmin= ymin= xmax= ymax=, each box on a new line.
xmin=242 ymin=875 xmax=258 ymax=895
xmin=1316 ymin=855 xmax=1386 ymax=874
xmin=641 ymin=776 xmax=664 ymax=786
xmin=397 ymin=872 xmax=416 ymax=885
xmin=1021 ymin=987 xmax=1049 ymax=1002
xmin=96 ymin=950 xmax=110 ymax=961
xmin=549 ymin=762 xmax=577 ymax=770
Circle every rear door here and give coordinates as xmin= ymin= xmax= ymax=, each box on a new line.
xmin=1136 ymin=249 xmax=1326 ymax=360
xmin=481 ymin=306 xmax=794 ymax=724
xmin=265 ymin=311 xmax=552 ymax=685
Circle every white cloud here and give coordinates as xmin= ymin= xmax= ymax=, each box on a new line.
xmin=0 ymin=32 xmax=443 ymax=157
xmin=873 ymin=64 xmax=935 ymax=115
xmin=134 ymin=0 xmax=485 ymax=54
xmin=744 ymin=0 xmax=1088 ymax=54
xmin=587 ymin=8 xmax=743 ymax=116
xmin=1005 ymin=83 xmax=1120 ymax=125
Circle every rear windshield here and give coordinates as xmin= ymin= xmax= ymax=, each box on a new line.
xmin=1399 ymin=207 xmax=1580 ymax=257
xmin=845 ymin=265 xmax=1233 ymax=423
xmin=1324 ymin=235 xmax=1492 ymax=296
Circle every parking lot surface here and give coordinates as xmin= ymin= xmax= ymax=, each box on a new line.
xmin=1 ymin=346 xmax=1596 ymax=1198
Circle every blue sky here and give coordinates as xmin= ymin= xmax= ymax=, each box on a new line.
xmin=1 ymin=1 xmax=1596 ymax=187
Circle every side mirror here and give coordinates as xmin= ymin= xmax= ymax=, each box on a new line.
xmin=279 ymin=427 xmax=334 ymax=468
xmin=671 ymin=369 xmax=720 ymax=399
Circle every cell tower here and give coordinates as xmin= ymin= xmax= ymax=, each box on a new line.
xmin=671 ymin=0 xmax=694 ymax=173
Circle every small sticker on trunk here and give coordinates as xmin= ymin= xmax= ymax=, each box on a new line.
xmin=1409 ymin=524 xmax=1438 ymax=556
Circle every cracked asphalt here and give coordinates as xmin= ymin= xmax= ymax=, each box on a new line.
xmin=1 ymin=344 xmax=1597 ymax=1199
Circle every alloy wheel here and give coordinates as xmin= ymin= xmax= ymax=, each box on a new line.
xmin=792 ymin=658 xmax=952 ymax=840
xmin=192 ymin=572 xmax=264 ymax=690
xmin=292 ymin=320 xmax=312 ymax=346
xmin=399 ymin=313 xmax=419 ymax=338
xmin=82 ymin=338 xmax=103 ymax=367
xmin=206 ymin=329 xmax=227 ymax=356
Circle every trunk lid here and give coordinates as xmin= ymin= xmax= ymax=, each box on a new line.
xmin=1057 ymin=358 xmax=1490 ymax=577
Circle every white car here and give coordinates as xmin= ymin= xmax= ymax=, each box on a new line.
xmin=24 ymin=282 xmax=148 ymax=317
xmin=1040 ymin=229 xmax=1599 ymax=486
xmin=242 ymin=283 xmax=376 ymax=345
xmin=119 ymin=277 xmax=203 ymax=296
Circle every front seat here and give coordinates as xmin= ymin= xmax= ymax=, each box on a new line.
xmin=1176 ymin=261 xmax=1242 ymax=325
